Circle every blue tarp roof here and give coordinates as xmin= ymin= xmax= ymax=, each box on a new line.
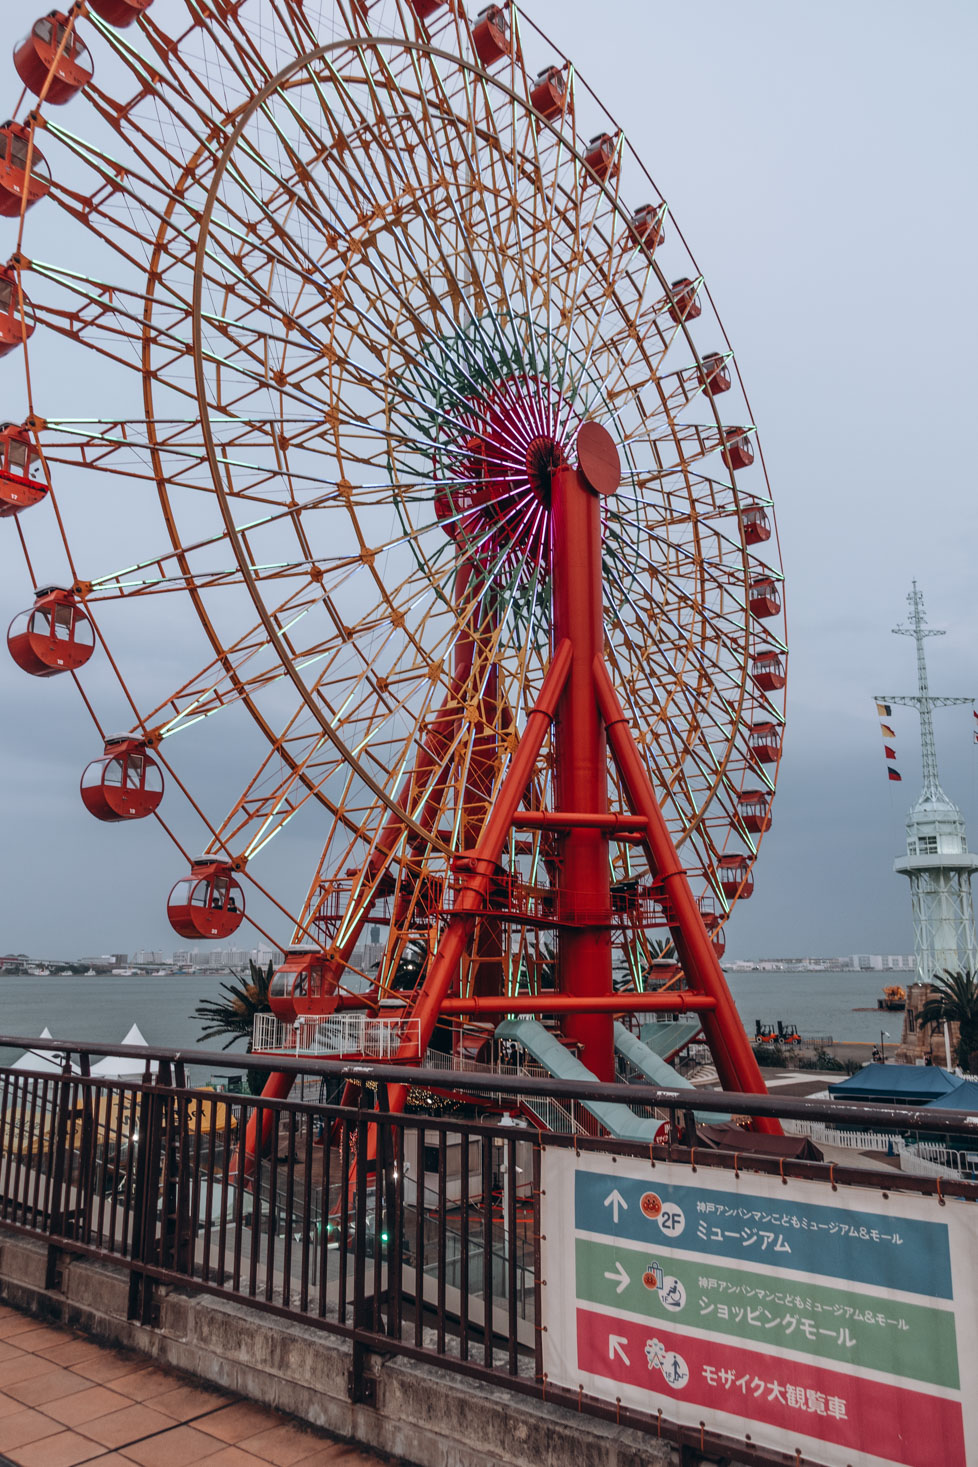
xmin=828 ymin=1063 xmax=956 ymax=1104
xmin=923 ymin=1079 xmax=978 ymax=1112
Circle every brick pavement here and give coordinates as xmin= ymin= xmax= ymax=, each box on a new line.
xmin=0 ymin=1305 xmax=398 ymax=1467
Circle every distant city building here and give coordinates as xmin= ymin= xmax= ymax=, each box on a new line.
xmin=878 ymin=585 xmax=978 ymax=982
xmin=253 ymin=946 xmax=284 ymax=968
xmin=171 ymin=946 xmax=284 ymax=971
xmin=728 ymin=955 xmax=912 ymax=972
xmin=353 ymin=943 xmax=386 ymax=975
xmin=133 ymin=950 xmax=166 ymax=966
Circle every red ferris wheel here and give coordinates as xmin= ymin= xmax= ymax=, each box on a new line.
xmin=1 ymin=0 xmax=786 ymax=1119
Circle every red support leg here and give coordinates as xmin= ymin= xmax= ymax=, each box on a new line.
xmin=383 ymin=638 xmax=573 ymax=1111
xmin=243 ymin=1068 xmax=295 ymax=1167
xmin=593 ymin=658 xmax=779 ymax=1132
xmin=550 ymin=462 xmax=614 ymax=1079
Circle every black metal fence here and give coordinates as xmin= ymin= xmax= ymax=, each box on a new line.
xmin=1 ymin=1036 xmax=976 ymax=1467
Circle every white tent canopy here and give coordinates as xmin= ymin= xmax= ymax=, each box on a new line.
xmin=8 ymin=1024 xmax=158 ymax=1078
xmin=11 ymin=1026 xmax=69 ymax=1074
xmin=89 ymin=1023 xmax=159 ymax=1079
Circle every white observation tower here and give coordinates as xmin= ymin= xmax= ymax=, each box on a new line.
xmin=877 ymin=583 xmax=978 ymax=981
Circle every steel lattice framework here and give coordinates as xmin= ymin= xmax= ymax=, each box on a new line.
xmin=1 ymin=0 xmax=786 ymax=1106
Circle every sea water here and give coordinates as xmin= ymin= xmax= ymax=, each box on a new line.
xmin=0 ymin=968 xmax=896 ymax=1058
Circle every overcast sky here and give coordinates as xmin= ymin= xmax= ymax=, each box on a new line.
xmin=1 ymin=0 xmax=977 ymax=959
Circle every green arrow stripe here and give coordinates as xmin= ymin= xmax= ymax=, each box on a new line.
xmin=575 ymin=1236 xmax=959 ymax=1390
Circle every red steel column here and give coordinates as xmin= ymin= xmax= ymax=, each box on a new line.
xmin=550 ymin=462 xmax=615 ymax=1080
xmin=594 ymin=660 xmax=780 ymax=1132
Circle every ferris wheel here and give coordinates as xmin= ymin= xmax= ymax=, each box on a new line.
xmin=1 ymin=0 xmax=786 ymax=1100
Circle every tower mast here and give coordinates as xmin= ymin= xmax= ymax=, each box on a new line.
xmin=876 ymin=584 xmax=978 ymax=984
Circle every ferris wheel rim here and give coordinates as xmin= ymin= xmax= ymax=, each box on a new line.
xmin=2 ymin=2 xmax=787 ymax=950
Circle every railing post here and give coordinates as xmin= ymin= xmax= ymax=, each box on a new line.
xmin=378 ymin=1083 xmax=402 ymax=1341
xmin=73 ymin=1054 xmax=97 ymax=1247
xmin=127 ymin=1077 xmax=165 ymax=1324
xmin=43 ymin=1057 xmax=76 ymax=1289
xmin=348 ymin=1088 xmax=376 ymax=1405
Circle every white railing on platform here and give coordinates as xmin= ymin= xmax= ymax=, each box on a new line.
xmin=781 ymin=1117 xmax=978 ymax=1178
xmin=781 ymin=1118 xmax=901 ymax=1153
xmin=252 ymin=1012 xmax=420 ymax=1060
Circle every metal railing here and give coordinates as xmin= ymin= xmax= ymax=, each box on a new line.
xmin=782 ymin=1115 xmax=978 ymax=1179
xmin=253 ymin=1011 xmax=420 ymax=1059
xmin=1 ymin=1034 xmax=977 ymax=1467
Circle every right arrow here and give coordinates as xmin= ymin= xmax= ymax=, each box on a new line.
xmin=603 ymin=1188 xmax=627 ymax=1224
xmin=609 ymin=1334 xmax=630 ymax=1365
xmin=603 ymin=1260 xmax=630 ymax=1294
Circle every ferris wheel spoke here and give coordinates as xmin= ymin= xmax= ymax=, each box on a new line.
xmin=601 ymin=558 xmax=751 ymax=831
xmin=405 ymin=40 xmax=566 ymax=394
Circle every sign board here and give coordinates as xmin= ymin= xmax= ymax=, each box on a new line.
xmin=540 ymin=1148 xmax=978 ymax=1466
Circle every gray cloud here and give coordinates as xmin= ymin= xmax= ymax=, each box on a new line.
xmin=1 ymin=0 xmax=976 ymax=960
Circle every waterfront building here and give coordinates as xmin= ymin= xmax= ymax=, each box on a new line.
xmin=877 ymin=584 xmax=978 ymax=983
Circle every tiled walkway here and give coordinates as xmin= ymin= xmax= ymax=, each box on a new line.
xmin=0 ymin=1306 xmax=396 ymax=1467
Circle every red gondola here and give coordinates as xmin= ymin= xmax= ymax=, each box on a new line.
xmin=698 ymin=352 xmax=731 ymax=395
xmin=13 ymin=13 xmax=94 ymax=104
xmin=0 ymin=422 xmax=45 ymax=515
xmin=529 ymin=66 xmax=568 ymax=121
xmin=408 ymin=0 xmax=445 ymax=16
xmin=0 ymin=123 xmax=50 ymax=219
xmin=697 ymin=896 xmax=726 ymax=956
xmin=739 ymin=790 xmax=772 ymax=834
xmin=666 ymin=277 xmax=701 ymax=324
xmin=749 ymin=576 xmax=781 ymax=618
xmin=7 ymin=586 xmax=94 ymax=676
xmin=718 ymin=855 xmax=753 ymax=900
xmin=87 ymin=0 xmax=154 ymax=27
xmin=625 ymin=203 xmax=665 ymax=253
xmin=742 ymin=505 xmax=771 ymax=545
xmin=269 ymin=946 xmax=337 ymax=1021
xmin=0 ymin=269 xmax=35 ymax=359
xmin=721 ymin=426 xmax=754 ymax=472
xmin=583 ymin=132 xmax=619 ymax=184
xmin=472 ymin=6 xmax=509 ymax=67
xmin=167 ymin=859 xmax=244 ymax=940
xmin=80 ymin=735 xmax=164 ymax=821
xmin=752 ymin=649 xmax=786 ymax=692
xmin=749 ymin=721 xmax=782 ymax=763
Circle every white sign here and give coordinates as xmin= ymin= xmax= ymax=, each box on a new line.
xmin=540 ymin=1147 xmax=978 ymax=1467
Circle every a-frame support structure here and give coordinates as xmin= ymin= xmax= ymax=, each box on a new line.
xmin=250 ymin=423 xmax=775 ymax=1148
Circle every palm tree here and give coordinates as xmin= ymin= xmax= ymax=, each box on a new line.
xmin=918 ymin=969 xmax=978 ymax=1069
xmin=192 ymin=958 xmax=274 ymax=1094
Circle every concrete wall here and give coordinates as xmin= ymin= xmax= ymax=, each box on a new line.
xmin=0 ymin=1229 xmax=728 ymax=1467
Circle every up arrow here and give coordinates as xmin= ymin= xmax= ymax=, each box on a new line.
xmin=604 ymin=1260 xmax=630 ymax=1294
xmin=604 ymin=1188 xmax=627 ymax=1224
xmin=609 ymin=1334 xmax=630 ymax=1365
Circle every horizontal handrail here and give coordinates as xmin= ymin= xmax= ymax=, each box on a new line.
xmin=1 ymin=1033 xmax=976 ymax=1137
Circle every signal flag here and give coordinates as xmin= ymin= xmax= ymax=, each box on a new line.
xmin=888 ymin=767 xmax=902 ymax=782
xmin=880 ymin=723 xmax=895 ymax=738
xmin=877 ymin=702 xmax=892 ymax=717
xmin=884 ymin=745 xmax=896 ymax=760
